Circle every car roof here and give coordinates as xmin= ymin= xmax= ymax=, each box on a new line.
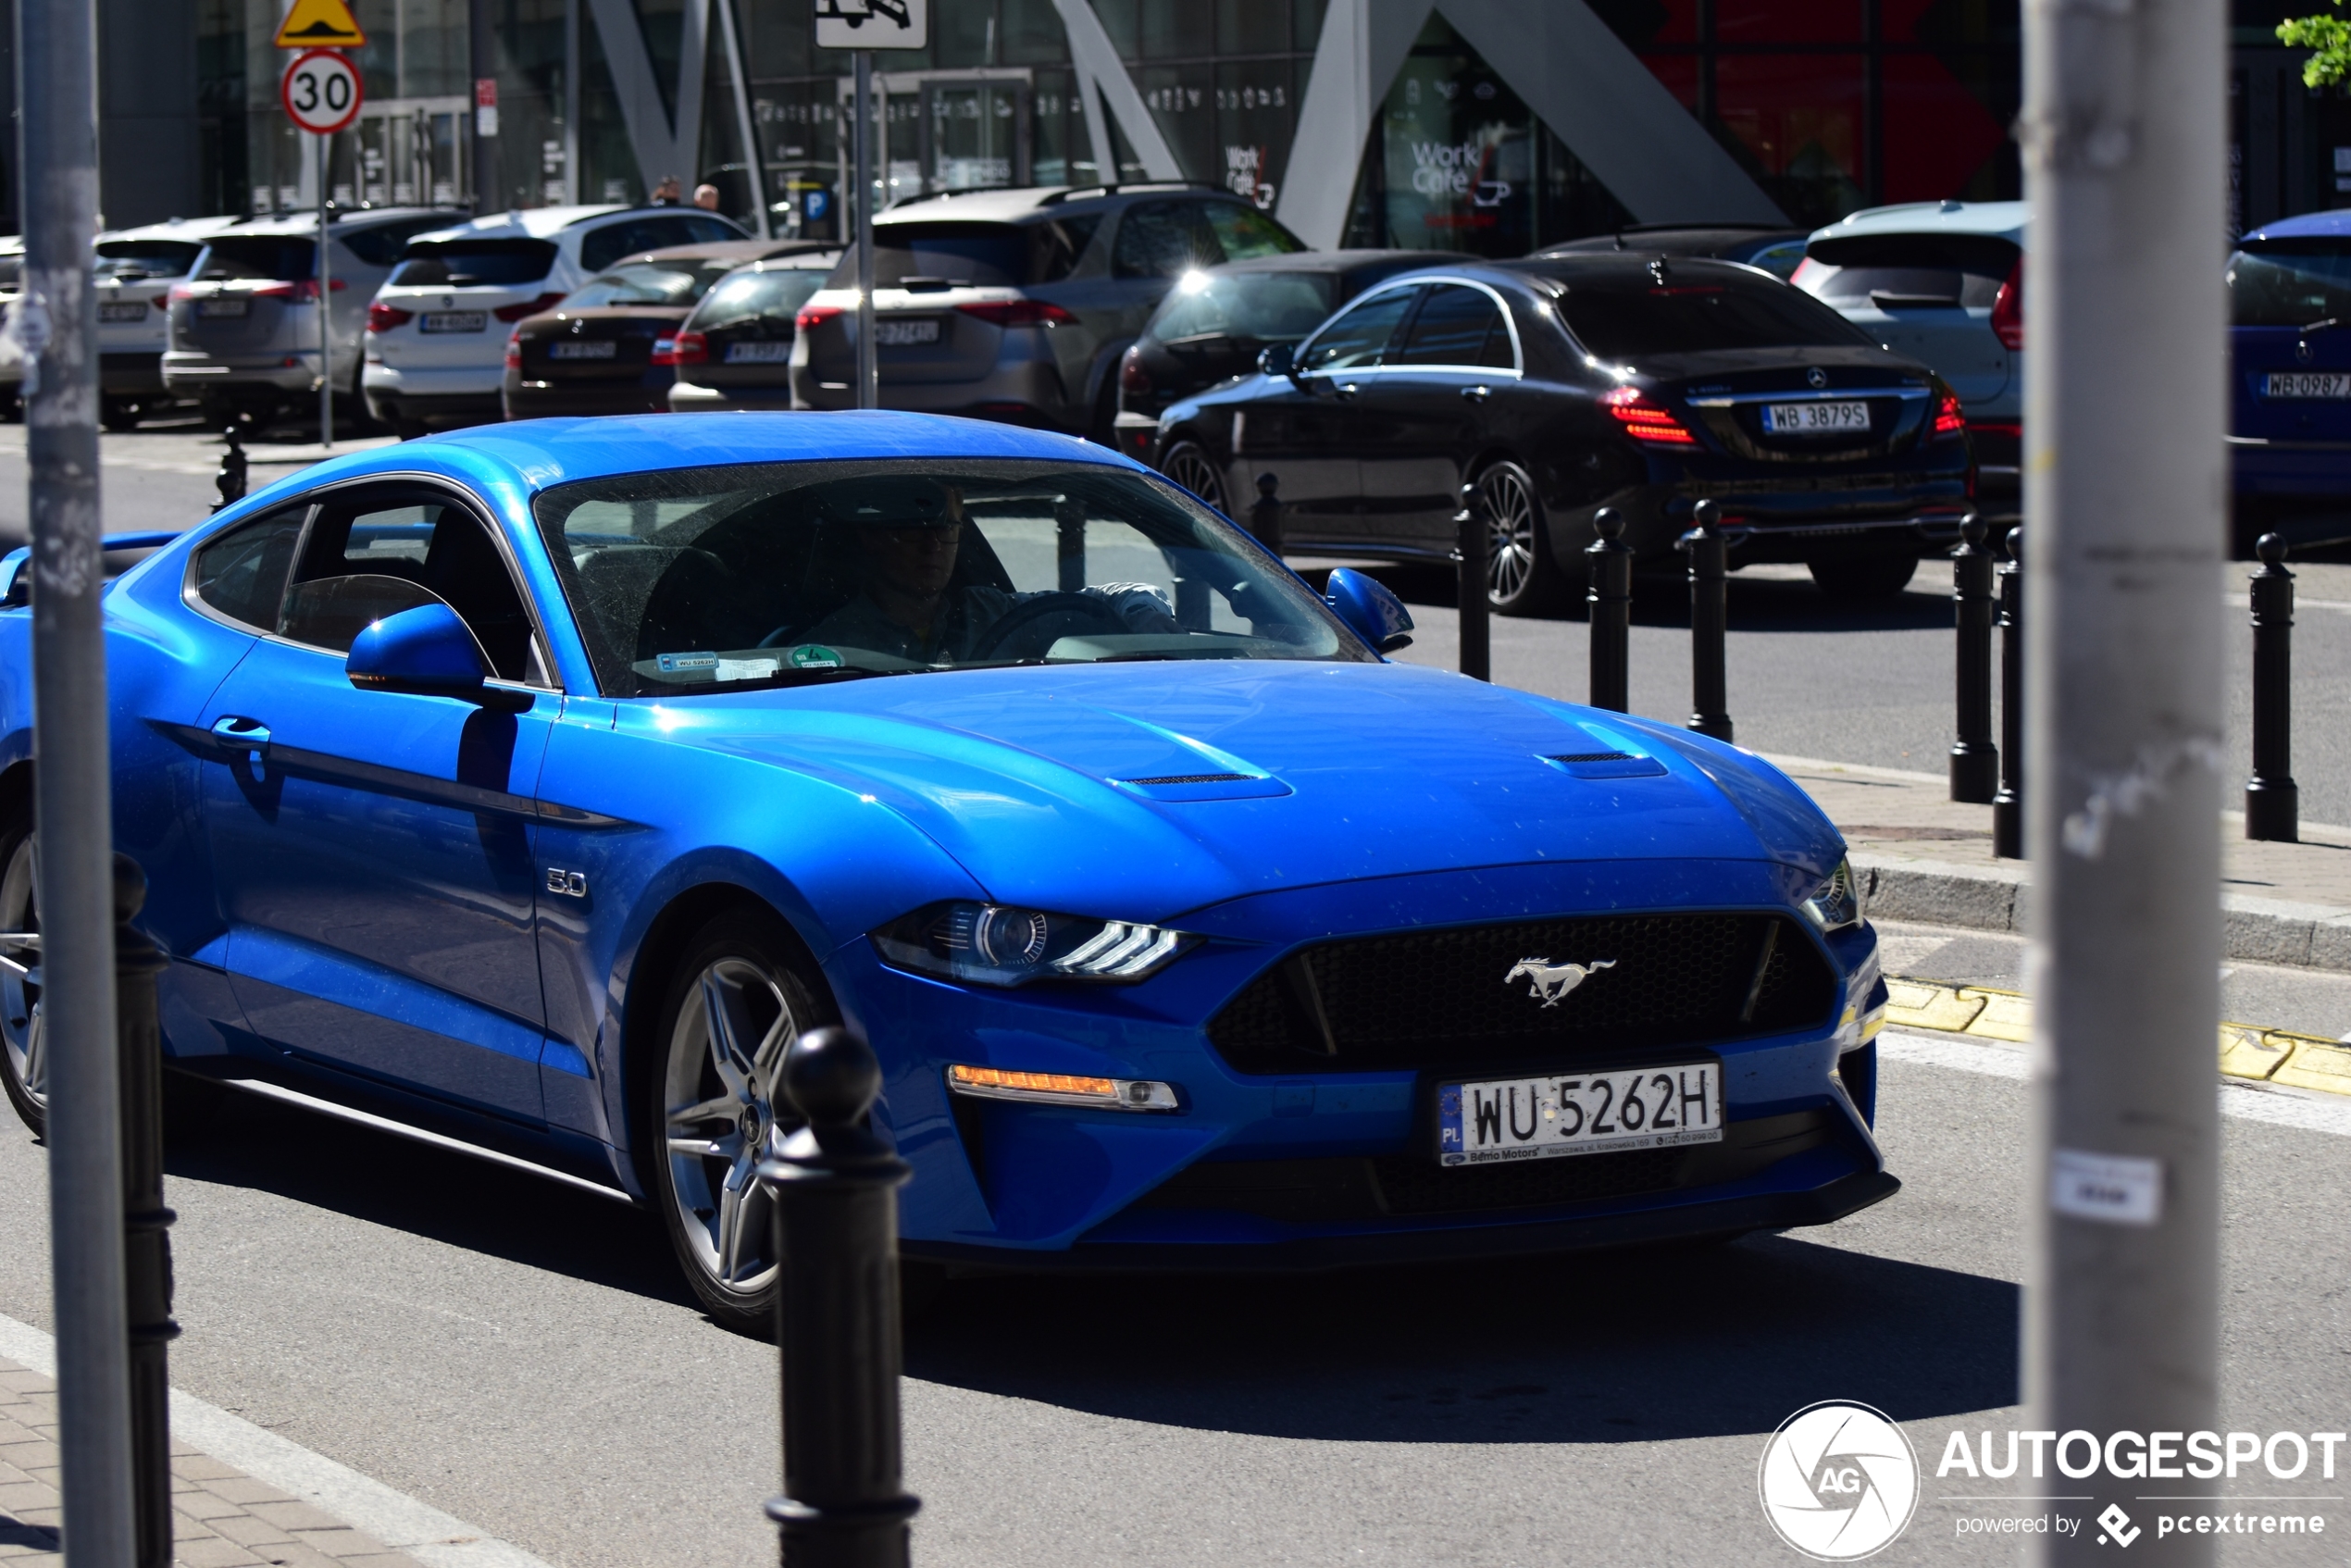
xmin=874 ymin=183 xmax=1250 ymax=227
xmin=255 ymin=412 xmax=1142 ymax=503
xmin=214 ymin=207 xmax=464 ymax=238
xmin=1806 ymin=200 xmax=2028 ymax=245
xmin=619 ymin=239 xmax=834 ymax=268
xmin=1493 ymin=254 xmax=1766 ymax=288
xmin=404 ymin=205 xmax=656 ymax=245
xmin=1193 ymin=248 xmax=1453 ymax=279
xmin=2241 ymin=211 xmax=2351 ymax=243
xmin=99 ymin=215 xmax=247 ymax=244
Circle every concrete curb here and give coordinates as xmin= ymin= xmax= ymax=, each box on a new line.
xmin=1882 ymin=976 xmax=2351 ymax=1096
xmin=1857 ymin=854 xmax=2351 ymax=975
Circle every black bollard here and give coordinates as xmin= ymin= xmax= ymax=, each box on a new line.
xmin=211 ymin=423 xmax=247 ymax=513
xmin=758 ymin=1026 xmax=918 ymax=1568
xmin=1250 ymin=471 xmax=1285 ymax=557
xmin=2246 ymin=531 xmax=2299 ymax=843
xmin=1456 ymin=480 xmax=1490 ymax=682
xmin=1053 ymin=497 xmax=1084 ymax=592
xmin=1585 ymin=506 xmax=1632 ymax=712
xmin=1949 ymin=512 xmax=1998 ymax=803
xmin=114 ymin=856 xmax=176 ymax=1568
xmin=1991 ymin=525 xmax=2025 ymax=860
xmin=1684 ymin=499 xmax=1732 ymax=741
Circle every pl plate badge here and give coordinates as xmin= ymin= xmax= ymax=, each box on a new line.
xmin=1758 ymin=1400 xmax=1919 ymax=1560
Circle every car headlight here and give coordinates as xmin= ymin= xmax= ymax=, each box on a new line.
xmin=872 ymin=901 xmax=1198 ymax=987
xmin=1801 ymin=856 xmax=1866 ymax=931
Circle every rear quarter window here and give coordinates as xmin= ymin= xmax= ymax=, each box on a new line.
xmin=1559 ymin=276 xmax=1876 ymax=358
xmin=190 ymin=507 xmax=305 ymax=630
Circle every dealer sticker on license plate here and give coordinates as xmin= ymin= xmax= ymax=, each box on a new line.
xmin=549 ymin=340 xmax=617 ymax=359
xmin=99 ymin=302 xmax=149 ymax=323
xmin=422 ymin=311 xmax=488 ymax=334
xmin=1762 ymin=400 xmax=1870 ymax=433
xmin=876 ymin=317 xmax=941 ymax=347
xmin=726 ymin=340 xmax=793 ymax=364
xmin=2262 ymin=371 xmax=2351 ymax=399
xmin=1438 ymin=1062 xmax=1722 ymax=1165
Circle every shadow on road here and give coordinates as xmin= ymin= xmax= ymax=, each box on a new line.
xmin=908 ymin=1230 xmax=2017 ymax=1444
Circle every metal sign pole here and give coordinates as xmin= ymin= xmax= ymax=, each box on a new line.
xmin=318 ymin=131 xmax=333 ymax=449
xmin=21 ymin=0 xmax=136 ymax=1559
xmin=853 ymin=48 xmax=877 ymax=410
xmin=2023 ymin=0 xmax=2224 ymax=1559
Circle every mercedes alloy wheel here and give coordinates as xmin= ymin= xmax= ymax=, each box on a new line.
xmin=1476 ymin=459 xmax=1560 ymax=615
xmin=1161 ymin=440 xmax=1230 ymax=517
xmin=651 ymin=911 xmax=830 ymax=1333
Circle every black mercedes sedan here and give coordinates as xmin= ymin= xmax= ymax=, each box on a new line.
xmin=1150 ymin=255 xmax=1974 ymax=610
xmin=1110 ymin=249 xmax=1453 ymax=463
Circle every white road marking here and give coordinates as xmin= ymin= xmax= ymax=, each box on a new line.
xmin=1880 ymin=1027 xmax=2351 ymax=1139
xmin=0 ymin=1310 xmax=558 ymax=1568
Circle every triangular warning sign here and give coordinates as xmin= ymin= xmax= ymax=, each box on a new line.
xmin=274 ymin=0 xmax=367 ymax=49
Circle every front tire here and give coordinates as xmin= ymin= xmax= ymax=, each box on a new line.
xmin=1808 ymin=555 xmax=1920 ymax=600
xmin=0 ymin=811 xmax=44 ymax=1137
xmin=1477 ymin=459 xmax=1564 ymax=615
xmin=1161 ymin=439 xmax=1231 ymax=517
xmin=647 ymin=908 xmax=835 ymax=1336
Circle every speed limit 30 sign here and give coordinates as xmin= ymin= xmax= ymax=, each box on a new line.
xmin=280 ymin=49 xmax=363 ymax=135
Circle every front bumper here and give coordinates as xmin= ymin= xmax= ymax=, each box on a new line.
xmin=163 ymin=351 xmax=323 ymax=393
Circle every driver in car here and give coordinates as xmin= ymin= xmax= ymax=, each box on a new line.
xmin=804 ymin=477 xmax=1180 ymax=663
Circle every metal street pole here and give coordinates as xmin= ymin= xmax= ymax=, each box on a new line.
xmin=19 ymin=0 xmax=136 ymax=1561
xmin=852 ymin=49 xmax=877 ymax=410
xmin=2022 ymin=0 xmax=2223 ymax=1561
xmin=317 ymin=131 xmax=332 ymax=450
xmin=468 ymin=0 xmax=496 ymax=212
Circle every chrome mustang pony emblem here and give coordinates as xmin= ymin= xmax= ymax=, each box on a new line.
xmin=1504 ymin=957 xmax=1616 ymax=1007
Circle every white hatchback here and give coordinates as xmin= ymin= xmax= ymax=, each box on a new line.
xmin=96 ymin=216 xmax=244 ymax=429
xmin=364 ymin=205 xmax=746 ymax=436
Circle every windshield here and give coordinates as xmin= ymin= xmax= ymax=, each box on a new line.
xmin=1558 ymin=276 xmax=1874 ymax=358
xmin=96 ymin=241 xmax=204 ymax=280
xmin=686 ymin=268 xmax=827 ymax=331
xmin=2229 ymin=240 xmax=2351 ymax=328
xmin=1150 ymin=270 xmax=1336 ymax=343
xmin=535 ymin=458 xmax=1367 ymax=696
xmin=561 ymin=261 xmax=723 ymax=309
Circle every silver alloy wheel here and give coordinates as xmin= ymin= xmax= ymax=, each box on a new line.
xmin=1479 ymin=465 xmax=1539 ymax=605
xmin=1163 ymin=443 xmax=1229 ymax=515
xmin=0 ymin=834 xmax=40 ymax=1113
xmin=662 ymin=956 xmax=800 ymax=1298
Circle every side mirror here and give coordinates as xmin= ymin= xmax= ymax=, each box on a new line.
xmin=346 ymin=602 xmax=492 ymax=700
xmin=1257 ymin=342 xmax=1296 ymax=379
xmin=1324 ymin=566 xmax=1414 ymax=654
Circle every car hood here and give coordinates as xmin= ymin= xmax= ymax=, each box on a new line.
xmin=650 ymin=660 xmax=1845 ymax=923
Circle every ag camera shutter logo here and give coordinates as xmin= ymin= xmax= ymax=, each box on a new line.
xmin=1759 ymin=1400 xmax=1921 ymax=1560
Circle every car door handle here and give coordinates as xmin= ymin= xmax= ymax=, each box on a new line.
xmin=1460 ymin=384 xmax=1491 ymax=404
xmin=1336 ymin=382 xmax=1360 ymax=401
xmin=210 ymin=716 xmax=270 ymax=755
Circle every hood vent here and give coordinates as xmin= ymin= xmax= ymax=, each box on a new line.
xmin=1111 ymin=770 xmax=1293 ymax=803
xmin=1123 ymin=772 xmax=1253 ymax=786
xmin=1544 ymin=750 xmax=1669 ymax=780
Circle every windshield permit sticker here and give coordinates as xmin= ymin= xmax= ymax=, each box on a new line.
xmin=716 ymin=657 xmax=780 ymax=682
xmin=657 ymin=653 xmax=718 ymax=675
xmin=789 ymin=644 xmax=843 ymax=669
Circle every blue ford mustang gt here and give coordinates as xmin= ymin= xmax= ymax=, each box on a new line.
xmin=0 ymin=412 xmax=1893 ymax=1332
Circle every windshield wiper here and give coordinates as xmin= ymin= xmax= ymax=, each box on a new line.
xmin=2301 ymin=317 xmax=2349 ymax=338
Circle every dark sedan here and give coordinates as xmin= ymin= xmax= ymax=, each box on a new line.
xmin=664 ymin=251 xmax=841 ymax=412
xmin=1152 ymin=255 xmax=1973 ymax=610
xmin=1110 ymin=249 xmax=1454 ymax=462
xmin=503 ymin=240 xmax=825 ymax=417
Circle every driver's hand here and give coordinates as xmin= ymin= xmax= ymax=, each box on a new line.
xmin=1094 ymin=583 xmax=1181 ymax=634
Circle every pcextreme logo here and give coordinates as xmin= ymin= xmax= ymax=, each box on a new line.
xmin=1759 ymin=1401 xmax=1922 ymax=1561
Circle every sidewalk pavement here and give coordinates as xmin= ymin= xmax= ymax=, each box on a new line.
xmin=0 ymin=1356 xmax=423 ymax=1567
xmin=1770 ymin=753 xmax=2351 ymax=973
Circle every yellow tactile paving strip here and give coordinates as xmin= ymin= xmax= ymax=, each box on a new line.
xmin=1884 ymin=977 xmax=2351 ymax=1096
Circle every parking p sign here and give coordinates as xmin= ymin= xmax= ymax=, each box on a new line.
xmin=815 ymin=0 xmax=927 ymax=50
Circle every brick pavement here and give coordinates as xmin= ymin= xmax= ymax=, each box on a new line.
xmin=0 ymin=1356 xmax=423 ymax=1568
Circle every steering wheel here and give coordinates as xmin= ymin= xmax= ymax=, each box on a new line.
xmin=964 ymin=591 xmax=1135 ymax=661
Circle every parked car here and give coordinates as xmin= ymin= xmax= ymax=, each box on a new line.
xmin=1536 ymin=223 xmax=1813 ymax=280
xmin=1153 ymin=256 xmax=1973 ymax=610
xmin=664 ymin=251 xmax=844 ymax=412
xmin=164 ymin=208 xmax=463 ymax=429
xmin=1110 ymin=249 xmax=1455 ymax=463
xmin=501 ymin=241 xmax=827 ymax=419
xmin=0 ymin=239 xmax=21 ymax=416
xmin=365 ymin=205 xmax=748 ymax=437
xmin=790 ymin=183 xmax=1306 ymax=438
xmin=2226 ymin=211 xmax=2351 ymax=553
xmin=96 ymin=216 xmax=243 ymax=429
xmin=1792 ymin=201 xmax=2026 ymax=521
xmin=0 ymin=410 xmax=1895 ymax=1332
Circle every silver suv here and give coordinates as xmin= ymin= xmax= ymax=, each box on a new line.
xmin=789 ymin=184 xmax=1305 ymax=438
xmin=164 ymin=208 xmax=460 ymax=429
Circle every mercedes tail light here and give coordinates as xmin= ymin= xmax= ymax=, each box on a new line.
xmin=652 ymin=331 xmax=707 ymax=367
xmin=795 ymin=303 xmax=844 ymax=332
xmin=1991 ymin=258 xmax=2023 ymax=352
xmin=1120 ymin=345 xmax=1151 ymax=395
xmin=367 ymin=302 xmax=414 ymax=334
xmin=1934 ymin=390 xmax=1966 ymax=437
xmin=494 ymin=292 xmax=566 ymax=323
xmin=503 ymin=329 xmax=522 ymax=371
xmin=1603 ymin=385 xmax=1698 ymax=447
xmin=957 ymin=299 xmax=1077 ymax=329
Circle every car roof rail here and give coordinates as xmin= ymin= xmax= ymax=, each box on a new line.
xmin=1039 ymin=180 xmax=1228 ymax=205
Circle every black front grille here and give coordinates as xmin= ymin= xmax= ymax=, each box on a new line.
xmin=1207 ymin=913 xmax=1835 ymax=1074
xmin=1371 ymin=1149 xmax=1684 ymax=1214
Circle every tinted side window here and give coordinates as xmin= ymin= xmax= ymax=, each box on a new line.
xmin=340 ymin=219 xmax=454 ymax=268
xmin=1297 ymin=287 xmax=1418 ymax=373
xmin=1392 ymin=283 xmax=1513 ymax=368
xmin=285 ymin=497 xmax=537 ymax=679
xmin=1203 ymin=204 xmax=1304 ymax=262
xmin=1113 ymin=202 xmax=1219 ymax=280
xmin=579 ymin=220 xmax=677 ymax=274
xmin=827 ymin=223 xmax=1029 ymax=288
xmin=1029 ymin=216 xmax=1101 ymax=282
xmin=678 ymin=215 xmax=744 ymax=244
xmin=191 ymin=507 xmax=305 ymax=630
